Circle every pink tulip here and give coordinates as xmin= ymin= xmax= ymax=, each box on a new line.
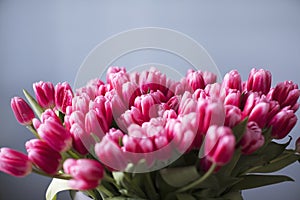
xmin=248 ymin=102 xmax=270 ymax=128
xmin=40 ymin=109 xmax=61 ymax=124
xmin=268 ymin=108 xmax=297 ymax=139
xmin=204 ymin=83 xmax=226 ymax=101
xmin=55 ymin=82 xmax=73 ymax=113
xmin=246 ymin=68 xmax=272 ymax=94
xmin=134 ymin=93 xmax=158 ymax=121
xmin=35 ymin=116 xmax=72 ymax=153
xmin=117 ymin=107 xmax=144 ymax=133
xmin=224 ymin=105 xmax=242 ymax=128
xmin=11 ymin=97 xmax=35 ymax=125
xmin=109 ymin=70 xmax=130 ymax=94
xmin=26 ymin=139 xmax=61 ymax=175
xmin=270 ymin=81 xmax=300 ymax=112
xmin=33 ymin=81 xmax=55 ymax=108
xmin=95 ymin=131 xmax=127 ymax=171
xmin=0 ymin=148 xmax=32 ymax=177
xmin=240 ymin=121 xmax=264 ymax=155
xmin=71 ymin=93 xmax=90 ymax=114
xmin=186 ymin=70 xmax=205 ymax=91
xmin=63 ymin=158 xmax=104 ymax=190
xmin=106 ymin=66 xmax=127 ymax=87
xmin=222 ymin=70 xmax=242 ymax=92
xmin=202 ymin=71 xmax=217 ymax=85
xmin=204 ymin=125 xmax=235 ymax=165
xmin=139 ymin=67 xmax=167 ymax=94
xmin=196 ymin=98 xmax=225 ymax=134
xmin=224 ymin=89 xmax=241 ymax=107
xmin=178 ymin=92 xmax=196 ymax=115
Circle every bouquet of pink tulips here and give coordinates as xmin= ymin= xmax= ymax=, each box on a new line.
xmin=1 ymin=66 xmax=300 ymax=200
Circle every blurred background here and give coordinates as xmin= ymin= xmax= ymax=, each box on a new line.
xmin=0 ymin=0 xmax=300 ymax=199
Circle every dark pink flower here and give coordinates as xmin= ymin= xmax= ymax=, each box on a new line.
xmin=246 ymin=68 xmax=271 ymax=94
xmin=204 ymin=125 xmax=235 ymax=165
xmin=270 ymin=81 xmax=300 ymax=112
xmin=55 ymin=82 xmax=73 ymax=113
xmin=222 ymin=70 xmax=242 ymax=92
xmin=33 ymin=81 xmax=55 ymax=108
xmin=240 ymin=121 xmax=264 ymax=155
xmin=268 ymin=108 xmax=297 ymax=139
xmin=186 ymin=70 xmax=205 ymax=91
xmin=26 ymin=139 xmax=61 ymax=175
xmin=224 ymin=105 xmax=242 ymax=128
xmin=11 ymin=97 xmax=35 ymax=125
xmin=0 ymin=148 xmax=32 ymax=177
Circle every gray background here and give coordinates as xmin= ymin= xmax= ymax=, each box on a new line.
xmin=0 ymin=0 xmax=300 ymax=199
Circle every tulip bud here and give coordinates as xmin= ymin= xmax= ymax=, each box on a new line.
xmin=204 ymin=126 xmax=235 ymax=165
xmin=36 ymin=117 xmax=72 ymax=153
xmin=63 ymin=158 xmax=104 ymax=190
xmin=248 ymin=102 xmax=270 ymax=128
xmin=0 ymin=148 xmax=32 ymax=177
xmin=71 ymin=93 xmax=90 ymax=114
xmin=224 ymin=90 xmax=241 ymax=107
xmin=268 ymin=108 xmax=297 ymax=139
xmin=134 ymin=93 xmax=157 ymax=121
xmin=26 ymin=139 xmax=61 ymax=175
xmin=139 ymin=67 xmax=167 ymax=94
xmin=224 ymin=105 xmax=242 ymax=128
xmin=95 ymin=135 xmax=127 ymax=171
xmin=33 ymin=81 xmax=55 ymax=108
xmin=246 ymin=68 xmax=272 ymax=94
xmin=202 ymin=71 xmax=217 ymax=85
xmin=186 ymin=70 xmax=205 ymax=91
xmin=55 ymin=82 xmax=73 ymax=113
xmin=11 ymin=97 xmax=35 ymax=125
xmin=222 ymin=70 xmax=242 ymax=92
xmin=106 ymin=66 xmax=127 ymax=87
xmin=240 ymin=121 xmax=264 ymax=155
xmin=271 ymin=81 xmax=300 ymax=112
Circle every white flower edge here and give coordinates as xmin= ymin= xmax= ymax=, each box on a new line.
xmin=46 ymin=178 xmax=74 ymax=200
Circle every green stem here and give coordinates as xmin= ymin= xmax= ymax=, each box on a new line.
xmin=32 ymin=168 xmax=71 ymax=180
xmin=145 ymin=173 xmax=158 ymax=200
xmin=67 ymin=149 xmax=81 ymax=159
xmin=86 ymin=190 xmax=98 ymax=200
xmin=26 ymin=124 xmax=40 ymax=139
xmin=97 ymin=184 xmax=114 ymax=198
xmin=176 ymin=163 xmax=217 ymax=193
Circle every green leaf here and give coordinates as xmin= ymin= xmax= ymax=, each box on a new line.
xmin=176 ymin=193 xmax=197 ymax=200
xmin=160 ymin=166 xmax=200 ymax=188
xmin=251 ymin=151 xmax=300 ymax=173
xmin=46 ymin=178 xmax=73 ymax=200
xmin=232 ymin=118 xmax=248 ymax=143
xmin=230 ymin=175 xmax=294 ymax=191
xmin=23 ymin=89 xmax=44 ymax=119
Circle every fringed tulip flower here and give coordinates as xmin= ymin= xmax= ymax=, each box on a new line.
xmin=26 ymin=139 xmax=61 ymax=175
xmin=240 ymin=121 xmax=264 ymax=155
xmin=246 ymin=68 xmax=272 ymax=94
xmin=0 ymin=148 xmax=32 ymax=177
xmin=55 ymin=82 xmax=73 ymax=113
xmin=63 ymin=158 xmax=104 ymax=190
xmin=204 ymin=125 xmax=235 ymax=165
xmin=268 ymin=108 xmax=297 ymax=139
xmin=11 ymin=97 xmax=35 ymax=125
xmin=33 ymin=81 xmax=55 ymax=108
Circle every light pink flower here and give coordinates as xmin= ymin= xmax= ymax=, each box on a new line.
xmin=63 ymin=158 xmax=104 ymax=190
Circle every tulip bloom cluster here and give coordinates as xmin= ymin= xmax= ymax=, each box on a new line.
xmin=1 ymin=66 xmax=300 ymax=200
